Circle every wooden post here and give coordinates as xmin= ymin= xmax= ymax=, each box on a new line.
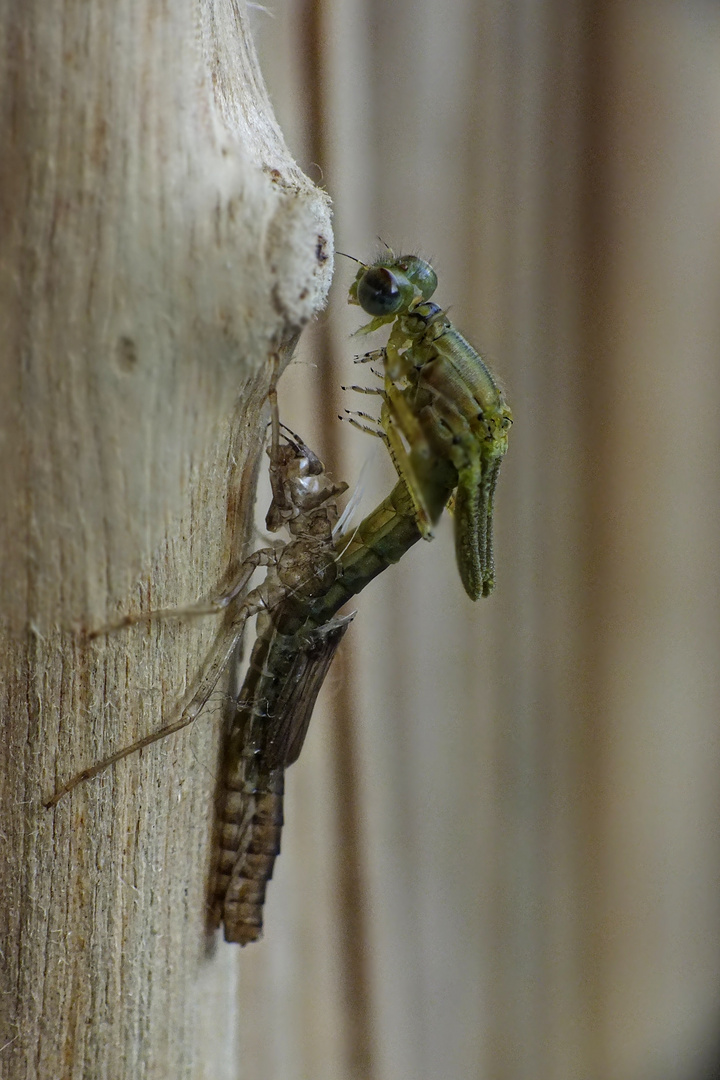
xmin=0 ymin=1 xmax=332 ymax=1075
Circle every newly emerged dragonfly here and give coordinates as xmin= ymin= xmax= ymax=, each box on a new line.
xmin=345 ymin=250 xmax=512 ymax=598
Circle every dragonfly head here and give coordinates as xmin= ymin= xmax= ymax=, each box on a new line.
xmin=349 ymin=255 xmax=438 ymax=320
xmin=266 ymin=435 xmax=348 ymax=533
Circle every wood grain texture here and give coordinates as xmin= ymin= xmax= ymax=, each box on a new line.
xmin=0 ymin=1 xmax=331 ymax=1077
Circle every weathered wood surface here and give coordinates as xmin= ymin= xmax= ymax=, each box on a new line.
xmin=0 ymin=1 xmax=331 ymax=1077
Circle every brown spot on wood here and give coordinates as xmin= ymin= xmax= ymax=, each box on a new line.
xmin=316 ymin=236 xmax=329 ymax=263
xmin=115 ymin=336 xmax=138 ymax=372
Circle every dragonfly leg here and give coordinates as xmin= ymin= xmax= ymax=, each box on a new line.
xmin=341 ymin=410 xmax=390 ymax=447
xmin=353 ymin=348 xmax=385 ymax=365
xmin=86 ymin=549 xmax=277 ymax=639
xmin=46 ymin=588 xmax=272 ymax=807
xmin=341 ymin=383 xmax=385 ymax=396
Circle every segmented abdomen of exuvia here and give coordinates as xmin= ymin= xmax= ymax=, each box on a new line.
xmin=214 ymin=629 xmax=285 ymax=945
xmin=214 ymin=611 xmax=355 ymax=944
xmin=215 ymin=757 xmax=284 ymax=947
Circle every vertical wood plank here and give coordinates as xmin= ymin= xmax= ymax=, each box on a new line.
xmin=0 ymin=0 xmax=332 ymax=1076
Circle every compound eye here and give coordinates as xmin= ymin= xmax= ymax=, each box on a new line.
xmin=357 ymin=267 xmax=402 ymax=316
xmin=397 ymin=255 xmax=438 ymax=300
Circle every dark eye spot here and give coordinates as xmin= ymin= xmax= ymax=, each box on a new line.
xmin=357 ymin=267 xmax=402 ymax=316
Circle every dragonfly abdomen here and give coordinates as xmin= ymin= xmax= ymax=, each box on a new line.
xmin=215 ymin=754 xmax=285 ymax=945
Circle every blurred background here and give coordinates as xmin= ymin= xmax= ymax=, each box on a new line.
xmin=235 ymin=3 xmax=720 ymax=1078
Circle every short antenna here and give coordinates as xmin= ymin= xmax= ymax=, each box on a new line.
xmin=335 ymin=250 xmax=362 ymax=264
